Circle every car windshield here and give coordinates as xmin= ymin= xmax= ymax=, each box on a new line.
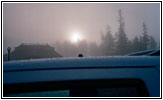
xmin=6 ymin=88 xmax=141 ymax=97
xmin=4 ymin=79 xmax=149 ymax=97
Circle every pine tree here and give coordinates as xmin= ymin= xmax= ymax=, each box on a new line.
xmin=132 ymin=36 xmax=141 ymax=52
xmin=141 ymin=22 xmax=150 ymax=50
xmin=116 ymin=9 xmax=129 ymax=55
xmin=149 ymin=36 xmax=157 ymax=49
xmin=101 ymin=26 xmax=115 ymax=56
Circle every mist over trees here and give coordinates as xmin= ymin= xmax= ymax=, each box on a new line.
xmin=54 ymin=9 xmax=158 ymax=57
xmin=100 ymin=26 xmax=115 ymax=56
xmin=115 ymin=9 xmax=130 ymax=55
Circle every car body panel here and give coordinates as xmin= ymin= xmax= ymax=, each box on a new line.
xmin=3 ymin=56 xmax=160 ymax=97
xmin=4 ymin=56 xmax=160 ymax=71
xmin=127 ymin=49 xmax=160 ymax=56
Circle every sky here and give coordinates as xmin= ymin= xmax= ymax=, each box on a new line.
xmin=3 ymin=3 xmax=160 ymax=54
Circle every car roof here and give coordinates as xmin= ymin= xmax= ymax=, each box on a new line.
xmin=4 ymin=56 xmax=160 ymax=72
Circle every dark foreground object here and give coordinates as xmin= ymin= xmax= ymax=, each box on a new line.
xmin=3 ymin=56 xmax=160 ymax=97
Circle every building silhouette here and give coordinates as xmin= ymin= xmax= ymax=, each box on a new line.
xmin=3 ymin=43 xmax=62 ymax=61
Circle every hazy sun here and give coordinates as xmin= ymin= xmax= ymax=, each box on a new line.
xmin=71 ymin=32 xmax=83 ymax=43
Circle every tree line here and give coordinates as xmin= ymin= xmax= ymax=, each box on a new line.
xmin=54 ymin=9 xmax=158 ymax=57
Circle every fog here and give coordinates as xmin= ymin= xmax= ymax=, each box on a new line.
xmin=3 ymin=3 xmax=160 ymax=56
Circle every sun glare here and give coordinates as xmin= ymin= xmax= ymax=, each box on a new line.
xmin=71 ymin=32 xmax=82 ymax=43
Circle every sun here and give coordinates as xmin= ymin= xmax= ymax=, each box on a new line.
xmin=71 ymin=32 xmax=83 ymax=43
